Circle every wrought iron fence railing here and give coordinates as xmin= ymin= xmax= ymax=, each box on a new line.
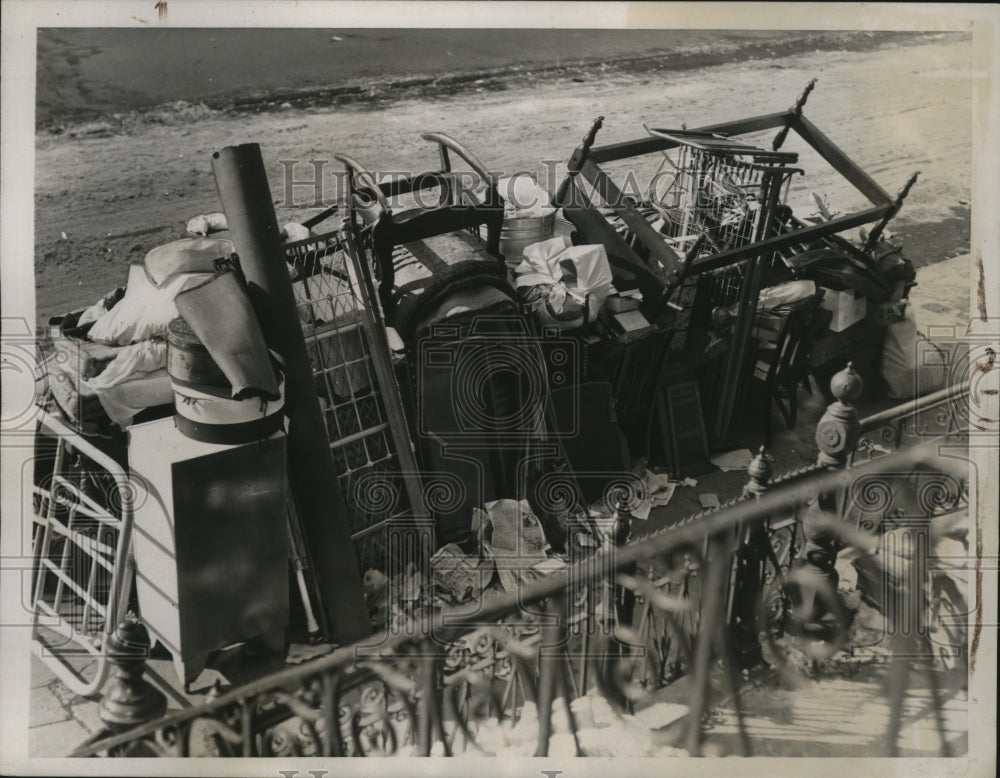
xmin=67 ymin=370 xmax=971 ymax=758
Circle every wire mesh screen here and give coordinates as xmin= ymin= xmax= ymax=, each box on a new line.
xmin=286 ymin=232 xmax=422 ymax=574
xmin=600 ymin=136 xmax=799 ymax=442
xmin=651 ymin=148 xmax=778 ymax=255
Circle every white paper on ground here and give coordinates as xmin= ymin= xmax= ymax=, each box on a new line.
xmin=710 ymin=448 xmax=754 ymax=471
xmin=623 ymin=460 xmax=680 ymax=520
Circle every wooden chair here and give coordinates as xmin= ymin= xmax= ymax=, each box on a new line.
xmin=333 ymin=134 xmax=505 ymax=330
xmin=750 ymin=295 xmax=821 ymax=446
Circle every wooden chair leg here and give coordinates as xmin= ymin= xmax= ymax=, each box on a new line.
xmin=787 ymin=382 xmax=799 ymax=429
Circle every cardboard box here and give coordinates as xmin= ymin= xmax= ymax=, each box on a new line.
xmin=605 ymin=294 xmax=641 ymax=313
xmin=599 ymin=309 xmax=652 ymax=343
xmin=820 ymin=287 xmax=867 ymax=333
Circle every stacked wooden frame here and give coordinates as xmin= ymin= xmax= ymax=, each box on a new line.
xmin=553 ymin=83 xmax=912 ymax=447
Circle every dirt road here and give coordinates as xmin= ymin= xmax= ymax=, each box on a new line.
xmin=33 ymin=32 xmax=973 ymax=327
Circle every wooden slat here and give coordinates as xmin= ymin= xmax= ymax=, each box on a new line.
xmin=690 ymin=205 xmax=892 ymax=274
xmin=645 ymin=129 xmax=798 ymax=161
xmin=792 ymin=115 xmax=893 ymax=206
xmin=328 ymin=422 xmax=389 ymax=450
xmin=578 ymin=158 xmax=683 ymax=278
xmin=589 ymin=111 xmax=789 ymax=163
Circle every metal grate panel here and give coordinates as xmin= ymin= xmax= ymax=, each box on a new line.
xmin=286 ymin=232 xmax=428 ymax=573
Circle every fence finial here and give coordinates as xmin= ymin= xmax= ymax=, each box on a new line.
xmin=816 ymin=362 xmax=863 ymax=469
xmin=98 ymin=621 xmax=167 ymax=733
xmin=744 ymin=445 xmax=773 ymax=498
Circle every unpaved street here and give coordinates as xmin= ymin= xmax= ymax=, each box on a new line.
xmin=33 ymin=33 xmax=973 ymax=326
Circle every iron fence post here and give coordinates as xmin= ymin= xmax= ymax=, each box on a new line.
xmin=791 ymin=363 xmax=863 ymax=635
xmin=98 ymin=621 xmax=167 ymax=734
xmin=726 ymin=447 xmax=774 ymax=663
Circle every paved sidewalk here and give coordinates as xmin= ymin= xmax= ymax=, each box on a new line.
xmin=908 ymin=253 xmax=972 ymax=336
xmin=699 ymin=667 xmax=967 ymax=757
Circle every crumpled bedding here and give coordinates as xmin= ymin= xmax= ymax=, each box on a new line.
xmin=88 ymin=264 xmax=212 ymax=346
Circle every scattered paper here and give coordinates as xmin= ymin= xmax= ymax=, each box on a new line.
xmin=699 ymin=492 xmax=721 ymax=510
xmin=430 ymin=543 xmax=487 ymax=604
xmin=632 ymin=501 xmax=652 ymax=521
xmin=630 ymin=459 xmax=678 ymax=519
xmin=473 ymin=499 xmax=549 ymax=593
xmin=710 ymin=448 xmax=754 ymax=472
xmin=286 ymin=642 xmax=334 ymax=664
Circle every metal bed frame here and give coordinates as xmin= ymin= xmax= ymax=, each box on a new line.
xmin=31 ymin=411 xmax=136 ymax=696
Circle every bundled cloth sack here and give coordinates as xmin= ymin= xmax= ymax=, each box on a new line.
xmin=76 ymin=287 xmax=126 ymax=328
xmin=514 ymin=235 xmax=614 ymax=329
xmin=83 ymin=339 xmax=168 ymax=391
xmin=50 ymin=340 xmax=173 ymax=430
xmin=144 ymin=237 xmax=235 ymax=286
xmin=87 ymin=238 xmax=239 ymax=346
xmin=88 ymin=264 xmax=211 ymax=346
xmin=880 ymin=301 xmax=952 ymax=400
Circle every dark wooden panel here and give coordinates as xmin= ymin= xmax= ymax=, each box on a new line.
xmin=665 ymin=380 xmax=712 ymax=478
xmin=578 ymin=158 xmax=683 ymax=281
xmin=173 ymin=437 xmax=289 ymax=679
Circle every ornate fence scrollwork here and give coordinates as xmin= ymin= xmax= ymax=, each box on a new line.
xmin=70 ymin=377 xmax=969 ymax=759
